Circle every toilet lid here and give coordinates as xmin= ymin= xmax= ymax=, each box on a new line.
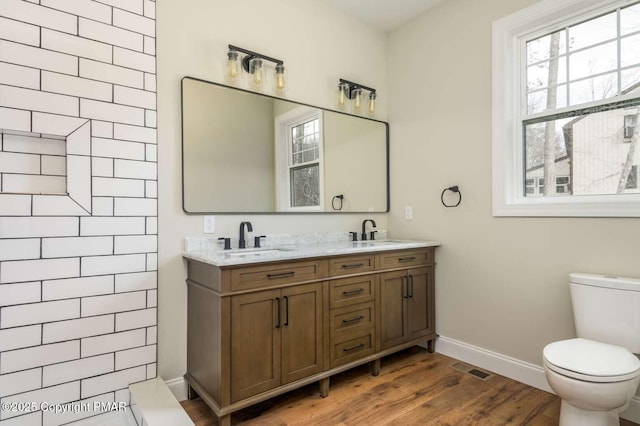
xmin=544 ymin=338 xmax=640 ymax=380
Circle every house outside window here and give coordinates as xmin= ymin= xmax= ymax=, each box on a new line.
xmin=493 ymin=0 xmax=640 ymax=217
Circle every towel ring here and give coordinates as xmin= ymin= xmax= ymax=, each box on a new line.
xmin=441 ymin=186 xmax=461 ymax=208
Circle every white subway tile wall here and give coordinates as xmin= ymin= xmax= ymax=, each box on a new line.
xmin=0 ymin=1 xmax=157 ymax=424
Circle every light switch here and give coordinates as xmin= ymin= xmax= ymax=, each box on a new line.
xmin=405 ymin=206 xmax=413 ymax=220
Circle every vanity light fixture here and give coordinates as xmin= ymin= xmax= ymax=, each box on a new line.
xmin=337 ymin=78 xmax=377 ymax=115
xmin=227 ymin=45 xmax=286 ymax=94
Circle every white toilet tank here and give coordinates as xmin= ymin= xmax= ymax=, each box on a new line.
xmin=570 ymin=273 xmax=640 ymax=353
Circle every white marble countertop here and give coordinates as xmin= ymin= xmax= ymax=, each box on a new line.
xmin=183 ymin=238 xmax=441 ymax=267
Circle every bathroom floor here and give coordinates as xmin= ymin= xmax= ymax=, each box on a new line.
xmin=181 ymin=347 xmax=639 ymax=425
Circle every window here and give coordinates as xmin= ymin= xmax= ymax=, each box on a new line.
xmin=624 ymin=114 xmax=637 ymax=138
xmin=289 ymin=118 xmax=321 ymax=207
xmin=493 ymin=0 xmax=640 ymax=217
xmin=556 ymin=176 xmax=570 ymax=193
xmin=525 ymin=178 xmax=535 ymax=195
xmin=275 ymin=107 xmax=324 ymax=211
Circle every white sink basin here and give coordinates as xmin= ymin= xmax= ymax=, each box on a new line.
xmin=225 ymin=248 xmax=289 ymax=258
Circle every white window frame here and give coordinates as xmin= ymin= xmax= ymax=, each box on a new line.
xmin=492 ymin=0 xmax=640 ymax=217
xmin=275 ymin=106 xmax=324 ymax=212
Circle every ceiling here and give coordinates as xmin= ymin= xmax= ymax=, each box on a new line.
xmin=322 ymin=0 xmax=446 ymax=32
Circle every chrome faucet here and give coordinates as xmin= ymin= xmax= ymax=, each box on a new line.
xmin=238 ymin=221 xmax=253 ymax=249
xmin=361 ymin=219 xmax=377 ymax=241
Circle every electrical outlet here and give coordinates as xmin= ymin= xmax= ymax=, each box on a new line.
xmin=405 ymin=206 xmax=413 ymax=220
xmin=203 ymin=215 xmax=215 ymax=233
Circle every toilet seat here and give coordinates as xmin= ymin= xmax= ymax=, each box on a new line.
xmin=544 ymin=338 xmax=640 ymax=383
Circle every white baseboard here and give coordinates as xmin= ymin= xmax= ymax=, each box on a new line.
xmin=430 ymin=336 xmax=552 ymax=392
xmin=621 ymin=395 xmax=640 ymax=424
xmin=165 ymin=377 xmax=188 ymax=402
xmin=430 ymin=335 xmax=640 ymax=424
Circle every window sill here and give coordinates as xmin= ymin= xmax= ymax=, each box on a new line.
xmin=493 ymin=195 xmax=640 ymax=217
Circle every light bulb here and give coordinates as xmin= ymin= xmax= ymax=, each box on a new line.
xmin=337 ymin=82 xmax=349 ymax=108
xmin=275 ymin=63 xmax=286 ymax=93
xmin=226 ymin=50 xmax=239 ymax=81
xmin=352 ymin=88 xmax=362 ymax=111
xmin=250 ymin=58 xmax=263 ymax=87
xmin=368 ymin=92 xmax=377 ymax=115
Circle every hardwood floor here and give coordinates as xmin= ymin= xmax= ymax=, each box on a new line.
xmin=181 ymin=347 xmax=639 ymax=425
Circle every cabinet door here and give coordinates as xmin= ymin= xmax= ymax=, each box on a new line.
xmin=230 ymin=289 xmax=281 ymax=402
xmin=379 ymin=270 xmax=408 ymax=350
xmin=281 ymin=282 xmax=324 ymax=384
xmin=407 ymin=266 xmax=435 ymax=341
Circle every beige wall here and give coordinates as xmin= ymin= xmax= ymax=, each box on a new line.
xmin=387 ymin=0 xmax=640 ymax=366
xmin=182 ymin=80 xmax=275 ymax=212
xmin=157 ymin=0 xmax=389 ymax=381
xmin=323 ymin=112 xmax=387 ymax=211
xmin=159 ymin=0 xmax=640 ymax=388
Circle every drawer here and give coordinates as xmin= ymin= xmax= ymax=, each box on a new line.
xmin=331 ymin=334 xmax=375 ymax=368
xmin=328 ymin=254 xmax=375 ymax=277
xmin=330 ymin=302 xmax=375 ymax=340
xmin=329 ymin=275 xmax=375 ymax=309
xmin=230 ymin=259 xmax=325 ymax=291
xmin=377 ymin=249 xmax=432 ymax=270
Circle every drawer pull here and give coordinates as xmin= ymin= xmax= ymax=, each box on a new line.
xmin=343 ymin=343 xmax=365 ymax=352
xmin=267 ymin=271 xmax=295 ymax=280
xmin=408 ymin=275 xmax=414 ymax=298
xmin=342 ymin=262 xmax=365 ymax=269
xmin=398 ymin=256 xmax=416 ymax=263
xmin=403 ymin=275 xmax=410 ymax=299
xmin=342 ymin=288 xmax=364 ymax=296
xmin=283 ymin=295 xmax=289 ymax=326
xmin=342 ymin=315 xmax=364 ymax=324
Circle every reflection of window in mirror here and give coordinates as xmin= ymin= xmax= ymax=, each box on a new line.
xmin=275 ymin=106 xmax=324 ymax=211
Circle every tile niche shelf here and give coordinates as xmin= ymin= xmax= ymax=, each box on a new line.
xmin=0 ymin=117 xmax=92 ymax=215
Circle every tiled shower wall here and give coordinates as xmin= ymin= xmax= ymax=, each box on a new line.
xmin=0 ymin=0 xmax=158 ymax=425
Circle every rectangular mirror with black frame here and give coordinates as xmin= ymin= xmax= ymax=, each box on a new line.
xmin=181 ymin=77 xmax=389 ymax=213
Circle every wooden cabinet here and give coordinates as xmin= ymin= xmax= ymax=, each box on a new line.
xmin=230 ymin=283 xmax=323 ymax=402
xmin=328 ymin=276 xmax=376 ymax=368
xmin=280 ymin=283 xmax=324 ymax=385
xmin=230 ymin=289 xmax=281 ymax=401
xmin=185 ymin=246 xmax=436 ymax=426
xmin=380 ymin=266 xmax=435 ymax=350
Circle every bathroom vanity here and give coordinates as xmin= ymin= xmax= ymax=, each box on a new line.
xmin=183 ymin=239 xmax=439 ymax=426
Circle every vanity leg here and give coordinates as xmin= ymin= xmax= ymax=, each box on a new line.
xmin=217 ymin=414 xmax=231 ymax=426
xmin=319 ymin=377 xmax=330 ymax=398
xmin=187 ymin=385 xmax=197 ymax=400
xmin=370 ymin=359 xmax=381 ymax=376
xmin=427 ymin=339 xmax=436 ymax=354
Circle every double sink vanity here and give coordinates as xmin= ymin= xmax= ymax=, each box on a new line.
xmin=180 ymin=77 xmax=435 ymax=424
xmin=182 ymin=231 xmax=440 ymax=426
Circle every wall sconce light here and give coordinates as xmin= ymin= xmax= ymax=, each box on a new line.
xmin=226 ymin=45 xmax=286 ymax=95
xmin=337 ymin=79 xmax=376 ymax=115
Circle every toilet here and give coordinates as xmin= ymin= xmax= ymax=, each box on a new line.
xmin=543 ymin=273 xmax=640 ymax=426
